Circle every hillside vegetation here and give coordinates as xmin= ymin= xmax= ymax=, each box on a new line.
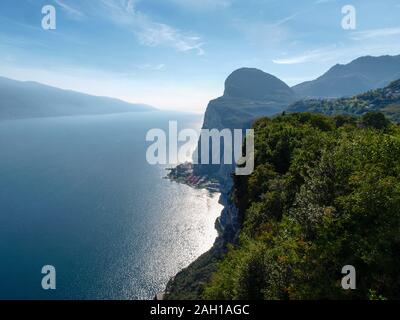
xmin=203 ymin=113 xmax=400 ymax=300
xmin=288 ymin=79 xmax=400 ymax=123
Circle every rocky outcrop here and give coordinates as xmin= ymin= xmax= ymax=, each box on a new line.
xmin=193 ymin=68 xmax=297 ymax=185
xmin=224 ymin=68 xmax=296 ymax=101
xmin=193 ymin=68 xmax=297 ymax=238
xmin=215 ymin=191 xmax=239 ymax=241
xmin=164 ymin=58 xmax=400 ymax=300
xmin=164 ymin=68 xmax=297 ymax=299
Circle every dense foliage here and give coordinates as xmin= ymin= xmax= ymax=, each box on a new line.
xmin=203 ymin=113 xmax=400 ymax=300
xmin=287 ymin=79 xmax=400 ymax=123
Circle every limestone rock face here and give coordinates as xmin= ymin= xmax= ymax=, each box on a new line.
xmin=224 ymin=68 xmax=296 ymax=102
xmin=193 ymin=68 xmax=297 ymax=183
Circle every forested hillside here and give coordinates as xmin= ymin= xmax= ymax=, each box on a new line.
xmin=203 ymin=113 xmax=400 ymax=300
xmin=288 ymin=79 xmax=400 ymax=123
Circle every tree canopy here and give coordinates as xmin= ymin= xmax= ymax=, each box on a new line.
xmin=203 ymin=112 xmax=400 ymax=300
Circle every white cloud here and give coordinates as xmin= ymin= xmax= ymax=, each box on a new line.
xmin=232 ymin=9 xmax=308 ymax=47
xmin=126 ymin=0 xmax=135 ymax=13
xmin=351 ymin=27 xmax=400 ymax=40
xmin=273 ymin=47 xmax=338 ymax=65
xmin=273 ymin=53 xmax=318 ymax=65
xmin=273 ymin=11 xmax=304 ymax=27
xmin=273 ymin=41 xmax=400 ymax=66
xmin=55 ymin=0 xmax=84 ymax=20
xmin=135 ymin=22 xmax=205 ymax=55
xmin=232 ymin=18 xmax=290 ymax=46
xmin=97 ymin=0 xmax=205 ymax=55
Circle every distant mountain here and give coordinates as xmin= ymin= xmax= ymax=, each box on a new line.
xmin=0 ymin=76 xmax=155 ymax=120
xmin=292 ymin=55 xmax=400 ymax=98
xmin=193 ymin=68 xmax=297 ymax=184
xmin=287 ymin=79 xmax=400 ymax=123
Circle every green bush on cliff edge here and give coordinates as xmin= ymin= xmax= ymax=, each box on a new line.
xmin=203 ymin=112 xmax=400 ymax=300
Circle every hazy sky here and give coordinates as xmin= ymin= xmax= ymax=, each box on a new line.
xmin=1 ymin=0 xmax=400 ymax=112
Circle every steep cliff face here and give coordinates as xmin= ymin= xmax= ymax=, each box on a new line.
xmin=193 ymin=68 xmax=297 ymax=185
xmin=165 ymin=58 xmax=400 ymax=300
xmin=165 ymin=69 xmax=297 ymax=300
xmin=193 ymin=68 xmax=297 ymax=242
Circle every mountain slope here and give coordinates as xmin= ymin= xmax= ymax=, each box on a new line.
xmin=287 ymin=79 xmax=400 ymax=123
xmin=204 ymin=113 xmax=400 ymax=300
xmin=0 ymin=76 xmax=154 ymax=120
xmin=292 ymin=55 xmax=400 ymax=98
xmin=168 ymin=112 xmax=400 ymax=300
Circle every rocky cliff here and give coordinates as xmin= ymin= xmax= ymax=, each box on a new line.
xmin=164 ymin=57 xmax=400 ymax=300
xmin=165 ymin=68 xmax=297 ymax=299
xmin=193 ymin=68 xmax=297 ymax=186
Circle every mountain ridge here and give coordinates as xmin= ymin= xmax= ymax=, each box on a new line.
xmin=193 ymin=54 xmax=400 ymax=184
xmin=292 ymin=54 xmax=400 ymax=98
xmin=0 ymin=76 xmax=155 ymax=120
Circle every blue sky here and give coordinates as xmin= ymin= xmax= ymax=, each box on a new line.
xmin=0 ymin=0 xmax=400 ymax=112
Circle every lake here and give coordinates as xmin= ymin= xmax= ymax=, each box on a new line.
xmin=0 ymin=111 xmax=222 ymax=300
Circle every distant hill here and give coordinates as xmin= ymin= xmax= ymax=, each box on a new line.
xmin=287 ymin=79 xmax=400 ymax=123
xmin=292 ymin=55 xmax=400 ymax=98
xmin=193 ymin=68 xmax=297 ymax=184
xmin=0 ymin=76 xmax=155 ymax=120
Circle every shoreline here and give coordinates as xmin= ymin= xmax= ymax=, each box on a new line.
xmin=155 ymin=163 xmax=238 ymax=300
xmin=165 ymin=162 xmax=230 ymax=238
xmin=165 ymin=162 xmax=221 ymax=193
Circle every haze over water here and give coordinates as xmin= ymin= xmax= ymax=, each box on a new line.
xmin=0 ymin=111 xmax=222 ymax=300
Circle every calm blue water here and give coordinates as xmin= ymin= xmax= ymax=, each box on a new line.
xmin=0 ymin=111 xmax=222 ymax=300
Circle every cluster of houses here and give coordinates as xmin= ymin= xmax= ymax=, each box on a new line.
xmin=167 ymin=162 xmax=219 ymax=191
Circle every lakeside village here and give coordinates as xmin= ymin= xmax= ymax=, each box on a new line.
xmin=166 ymin=162 xmax=220 ymax=193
